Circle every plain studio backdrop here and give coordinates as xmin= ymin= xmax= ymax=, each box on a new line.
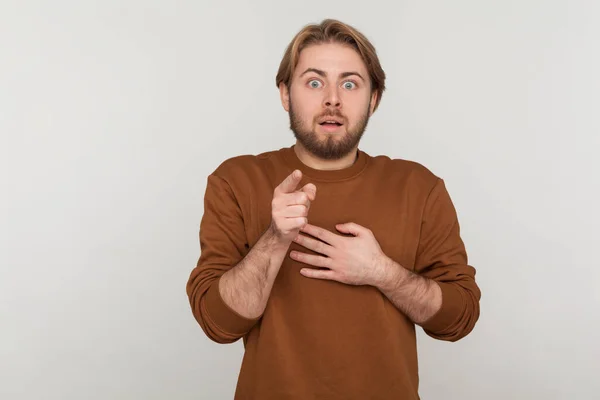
xmin=1 ymin=0 xmax=599 ymax=399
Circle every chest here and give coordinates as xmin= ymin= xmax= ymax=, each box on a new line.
xmin=246 ymin=179 xmax=423 ymax=272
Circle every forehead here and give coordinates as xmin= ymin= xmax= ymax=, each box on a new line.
xmin=294 ymin=43 xmax=368 ymax=77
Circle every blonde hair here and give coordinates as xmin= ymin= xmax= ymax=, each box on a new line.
xmin=276 ymin=19 xmax=386 ymax=112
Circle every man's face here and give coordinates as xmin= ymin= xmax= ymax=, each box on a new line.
xmin=280 ymin=43 xmax=377 ymax=160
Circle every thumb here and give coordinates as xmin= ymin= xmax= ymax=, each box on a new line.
xmin=301 ymin=183 xmax=317 ymax=201
xmin=335 ymin=222 xmax=363 ymax=237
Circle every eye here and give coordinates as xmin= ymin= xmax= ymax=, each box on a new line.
xmin=308 ymin=79 xmax=322 ymax=88
xmin=342 ymin=81 xmax=357 ymax=90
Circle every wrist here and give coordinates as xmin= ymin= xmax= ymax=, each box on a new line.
xmin=375 ymin=255 xmax=408 ymax=293
xmin=265 ymin=224 xmax=293 ymax=249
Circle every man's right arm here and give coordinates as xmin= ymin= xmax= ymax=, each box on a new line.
xmin=218 ymin=226 xmax=290 ymax=319
xmin=187 ymin=169 xmax=314 ymax=344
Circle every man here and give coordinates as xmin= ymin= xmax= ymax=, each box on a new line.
xmin=187 ymin=18 xmax=481 ymax=399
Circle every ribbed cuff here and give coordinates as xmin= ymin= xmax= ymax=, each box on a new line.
xmin=420 ymin=282 xmax=464 ymax=333
xmin=204 ymin=277 xmax=261 ymax=336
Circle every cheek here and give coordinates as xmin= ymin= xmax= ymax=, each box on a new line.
xmin=346 ymin=98 xmax=371 ymax=119
xmin=292 ymin=98 xmax=319 ymax=122
xmin=344 ymin=107 xmax=363 ymax=124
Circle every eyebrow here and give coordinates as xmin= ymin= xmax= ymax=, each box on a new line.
xmin=299 ymin=67 xmax=366 ymax=82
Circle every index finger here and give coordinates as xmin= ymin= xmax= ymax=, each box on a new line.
xmin=276 ymin=169 xmax=302 ymax=194
xmin=299 ymin=223 xmax=340 ymax=246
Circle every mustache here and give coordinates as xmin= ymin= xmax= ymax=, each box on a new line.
xmin=316 ymin=111 xmax=345 ymax=120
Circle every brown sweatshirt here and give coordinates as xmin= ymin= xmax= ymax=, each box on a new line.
xmin=187 ymin=145 xmax=481 ymax=399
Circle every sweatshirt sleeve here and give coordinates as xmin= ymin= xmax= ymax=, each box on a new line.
xmin=186 ymin=173 xmax=261 ymax=344
xmin=414 ymin=178 xmax=481 ymax=342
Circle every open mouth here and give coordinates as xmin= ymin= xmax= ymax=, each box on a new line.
xmin=319 ymin=121 xmax=343 ymax=127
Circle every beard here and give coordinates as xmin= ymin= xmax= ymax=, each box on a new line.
xmin=288 ymin=97 xmax=372 ymax=161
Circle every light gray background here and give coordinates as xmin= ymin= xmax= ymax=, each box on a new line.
xmin=2 ymin=0 xmax=599 ymax=399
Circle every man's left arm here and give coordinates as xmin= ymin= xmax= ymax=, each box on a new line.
xmin=375 ymin=178 xmax=481 ymax=342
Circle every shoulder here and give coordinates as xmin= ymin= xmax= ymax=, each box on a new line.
xmin=205 ymin=149 xmax=284 ymax=200
xmin=210 ymin=148 xmax=278 ymax=180
xmin=368 ymin=152 xmax=440 ymax=190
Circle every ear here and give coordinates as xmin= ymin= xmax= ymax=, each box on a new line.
xmin=279 ymin=83 xmax=290 ymax=112
xmin=369 ymin=91 xmax=378 ymax=115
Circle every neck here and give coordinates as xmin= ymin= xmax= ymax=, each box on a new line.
xmin=293 ymin=142 xmax=358 ymax=171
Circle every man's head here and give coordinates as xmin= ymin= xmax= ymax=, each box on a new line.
xmin=276 ymin=19 xmax=386 ymax=160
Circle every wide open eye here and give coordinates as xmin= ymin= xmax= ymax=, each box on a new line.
xmin=308 ymin=79 xmax=322 ymax=89
xmin=342 ymin=81 xmax=357 ymax=90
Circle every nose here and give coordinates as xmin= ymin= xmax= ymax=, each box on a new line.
xmin=323 ymin=86 xmax=341 ymax=109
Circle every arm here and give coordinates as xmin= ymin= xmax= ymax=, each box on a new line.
xmin=187 ymin=169 xmax=311 ymax=344
xmin=219 ymin=226 xmax=290 ymax=319
xmin=186 ymin=174 xmax=290 ymax=344
xmin=377 ymin=178 xmax=481 ymax=342
xmin=375 ymin=258 xmax=443 ymax=325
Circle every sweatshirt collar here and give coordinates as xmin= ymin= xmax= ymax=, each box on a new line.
xmin=279 ymin=144 xmax=370 ymax=182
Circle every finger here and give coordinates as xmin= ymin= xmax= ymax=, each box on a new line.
xmin=286 ymin=191 xmax=311 ymax=207
xmin=300 ymin=223 xmax=339 ymax=246
xmin=301 ymin=183 xmax=317 ymax=201
xmin=293 ymin=234 xmax=332 ymax=256
xmin=282 ymin=204 xmax=309 ymax=218
xmin=280 ymin=216 xmax=308 ymax=231
xmin=300 ymin=268 xmax=337 ymax=281
xmin=276 ymin=170 xmax=302 ymax=194
xmin=289 ymin=251 xmax=331 ymax=268
xmin=335 ymin=222 xmax=366 ymax=237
